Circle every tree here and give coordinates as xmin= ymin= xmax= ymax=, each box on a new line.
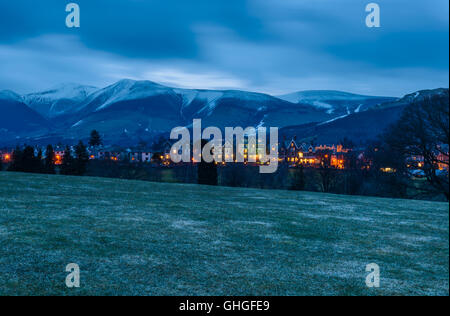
xmin=152 ymin=135 xmax=168 ymax=151
xmin=342 ymin=150 xmax=363 ymax=195
xmin=74 ymin=141 xmax=89 ymax=175
xmin=44 ymin=145 xmax=56 ymax=174
xmin=22 ymin=146 xmax=39 ymax=173
xmin=290 ymin=165 xmax=305 ymax=191
xmin=60 ymin=146 xmax=76 ymax=175
xmin=151 ymin=152 xmax=163 ymax=164
xmin=138 ymin=140 xmax=148 ymax=149
xmin=315 ymin=149 xmax=336 ymax=193
xmin=383 ymin=92 xmax=449 ymax=200
xmin=36 ymin=149 xmax=44 ymax=173
xmin=8 ymin=146 xmax=23 ymax=172
xmin=339 ymin=137 xmax=355 ymax=150
xmin=89 ymin=130 xmax=102 ymax=147
xmin=358 ymin=142 xmax=408 ymax=198
xmin=198 ymin=139 xmax=218 ymax=186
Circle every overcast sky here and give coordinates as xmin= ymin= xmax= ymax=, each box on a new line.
xmin=0 ymin=0 xmax=448 ymax=96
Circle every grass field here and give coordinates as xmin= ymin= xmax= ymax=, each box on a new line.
xmin=0 ymin=172 xmax=448 ymax=296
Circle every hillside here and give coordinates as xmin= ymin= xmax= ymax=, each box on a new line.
xmin=277 ymin=90 xmax=395 ymax=116
xmin=24 ymin=83 xmax=98 ymax=119
xmin=280 ymin=88 xmax=448 ymax=144
xmin=0 ymin=80 xmax=400 ymax=145
xmin=0 ymin=90 xmax=51 ymax=142
xmin=0 ymin=172 xmax=448 ymax=295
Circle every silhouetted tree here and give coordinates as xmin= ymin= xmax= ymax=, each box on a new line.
xmin=339 ymin=137 xmax=355 ymax=150
xmin=8 ymin=146 xmax=23 ymax=171
xmin=152 ymin=152 xmax=163 ymax=164
xmin=60 ymin=146 xmax=76 ymax=175
xmin=36 ymin=149 xmax=44 ymax=173
xmin=383 ymin=92 xmax=449 ymax=200
xmin=152 ymin=135 xmax=168 ymax=151
xmin=138 ymin=140 xmax=148 ymax=149
xmin=342 ymin=150 xmax=363 ymax=195
xmin=44 ymin=145 xmax=56 ymax=174
xmin=89 ymin=130 xmax=102 ymax=147
xmin=314 ymin=149 xmax=335 ymax=192
xmin=74 ymin=141 xmax=89 ymax=175
xmin=290 ymin=165 xmax=305 ymax=191
xmin=198 ymin=139 xmax=218 ymax=185
xmin=363 ymin=142 xmax=408 ymax=198
xmin=22 ymin=146 xmax=39 ymax=173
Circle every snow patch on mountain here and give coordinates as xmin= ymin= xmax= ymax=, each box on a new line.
xmin=24 ymin=83 xmax=97 ymax=102
xmin=193 ymin=91 xmax=224 ymax=116
xmin=311 ymin=100 xmax=333 ymax=110
xmin=72 ymin=120 xmax=84 ymax=128
xmin=355 ymin=104 xmax=363 ymax=113
xmin=278 ymin=90 xmax=378 ymax=103
xmin=93 ymin=79 xmax=173 ymax=111
xmin=22 ymin=83 xmax=98 ymax=118
xmin=318 ymin=113 xmax=350 ymax=126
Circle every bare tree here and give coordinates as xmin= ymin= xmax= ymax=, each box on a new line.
xmin=384 ymin=91 xmax=449 ymax=200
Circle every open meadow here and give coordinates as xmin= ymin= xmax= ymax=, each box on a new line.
xmin=0 ymin=172 xmax=448 ymax=295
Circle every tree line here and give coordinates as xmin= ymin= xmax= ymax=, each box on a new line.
xmin=1 ymin=130 xmax=103 ymax=175
xmin=2 ymin=141 xmax=90 ymax=176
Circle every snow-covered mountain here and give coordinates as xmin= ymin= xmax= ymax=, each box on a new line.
xmin=373 ymin=88 xmax=449 ymax=110
xmin=278 ymin=90 xmax=396 ymax=116
xmin=57 ymin=80 xmax=337 ymax=143
xmin=0 ymin=79 xmax=421 ymax=145
xmin=280 ymin=88 xmax=448 ymax=144
xmin=24 ymin=83 xmax=98 ymax=118
xmin=0 ymin=90 xmax=50 ymax=143
xmin=61 ymin=80 xmax=184 ymax=142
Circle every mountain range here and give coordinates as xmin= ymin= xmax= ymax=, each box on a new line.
xmin=0 ymin=79 xmax=446 ymax=146
xmin=280 ymin=88 xmax=449 ymax=144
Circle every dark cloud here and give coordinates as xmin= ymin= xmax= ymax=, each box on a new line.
xmin=0 ymin=0 xmax=448 ymax=96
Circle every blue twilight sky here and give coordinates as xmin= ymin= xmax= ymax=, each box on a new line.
xmin=0 ymin=0 xmax=448 ymax=96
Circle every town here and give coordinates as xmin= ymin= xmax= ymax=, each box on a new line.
xmin=0 ymin=139 xmax=360 ymax=169
xmin=1 ymin=135 xmax=448 ymax=174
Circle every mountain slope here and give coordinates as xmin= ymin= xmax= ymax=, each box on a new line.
xmin=0 ymin=90 xmax=50 ymax=144
xmin=278 ymin=90 xmax=396 ymax=116
xmin=280 ymin=88 xmax=448 ymax=144
xmin=62 ymin=80 xmax=185 ymax=142
xmin=0 ymin=90 xmax=50 ymax=132
xmin=177 ymin=89 xmax=330 ymax=129
xmin=24 ymin=83 xmax=98 ymax=118
xmin=2 ymin=80 xmax=434 ymax=146
xmin=58 ymin=80 xmax=343 ymax=142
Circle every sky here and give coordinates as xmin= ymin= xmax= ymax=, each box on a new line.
xmin=0 ymin=0 xmax=448 ymax=96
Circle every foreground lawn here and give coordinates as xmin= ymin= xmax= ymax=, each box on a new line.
xmin=0 ymin=172 xmax=448 ymax=296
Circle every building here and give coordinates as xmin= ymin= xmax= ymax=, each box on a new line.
xmin=0 ymin=151 xmax=12 ymax=163
xmin=128 ymin=150 xmax=153 ymax=163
